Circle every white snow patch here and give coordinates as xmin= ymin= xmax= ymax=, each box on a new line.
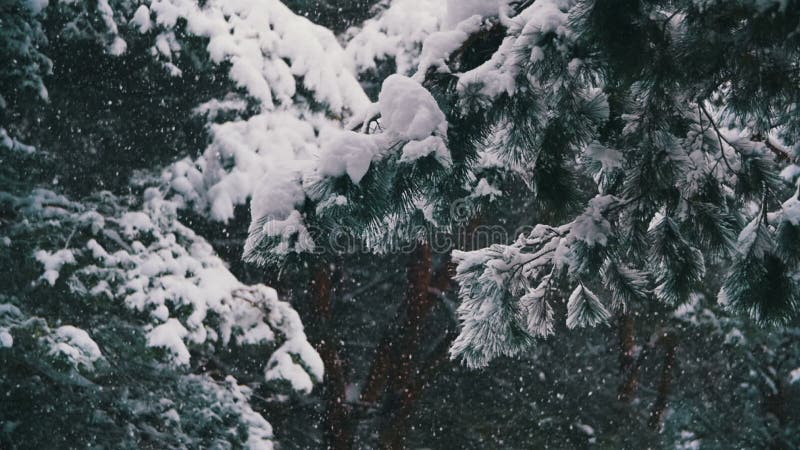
xmin=378 ymin=74 xmax=447 ymax=141
xmin=49 ymin=325 xmax=103 ymax=369
xmin=131 ymin=5 xmax=152 ymax=32
xmin=147 ymin=318 xmax=191 ymax=366
xmin=444 ymin=0 xmax=505 ymax=29
xmin=400 ymin=136 xmax=451 ymax=167
xmin=35 ymin=249 xmax=76 ymax=286
xmin=344 ymin=0 xmax=446 ymax=75
xmin=318 ymin=129 xmax=389 ymax=184
xmin=0 ymin=328 xmax=12 ymax=348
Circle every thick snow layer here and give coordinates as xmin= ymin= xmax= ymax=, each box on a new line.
xmin=378 ymin=74 xmax=447 ymax=140
xmin=131 ymin=5 xmax=152 ymax=32
xmin=164 ymin=110 xmax=322 ymax=222
xmin=140 ymin=0 xmax=370 ymax=223
xmin=444 ymin=0 xmax=506 ymax=29
xmin=265 ymin=337 xmax=324 ymax=394
xmin=400 ymin=136 xmax=451 ymax=167
xmin=345 ymin=0 xmax=446 ymax=75
xmin=148 ymin=318 xmax=191 ymax=366
xmin=413 ymin=15 xmax=483 ymax=82
xmin=313 ymin=75 xmax=450 ymax=187
xmin=249 ymin=163 xmax=308 ymax=228
xmin=147 ymin=0 xmax=368 ymax=113
xmin=48 ymin=325 xmax=103 ymax=369
xmin=21 ymin=189 xmax=322 ymax=389
xmin=318 ymin=128 xmax=389 ymax=183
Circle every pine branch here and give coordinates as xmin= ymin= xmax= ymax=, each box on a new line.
xmin=699 ymin=102 xmax=737 ymax=174
xmin=752 ymin=132 xmax=793 ymax=163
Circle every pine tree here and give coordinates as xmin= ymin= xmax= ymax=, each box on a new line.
xmin=296 ymin=0 xmax=800 ymax=369
xmin=4 ymin=0 xmax=800 ymax=448
xmin=0 ymin=0 xmax=368 ymax=446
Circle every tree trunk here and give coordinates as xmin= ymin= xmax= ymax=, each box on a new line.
xmin=378 ymin=330 xmax=456 ymax=449
xmin=311 ymin=262 xmax=353 ymax=450
xmin=360 ymin=243 xmax=436 ymax=405
xmin=649 ymin=334 xmax=677 ymax=431
xmin=617 ymin=313 xmax=640 ymax=403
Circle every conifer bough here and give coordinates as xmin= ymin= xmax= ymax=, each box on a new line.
xmin=246 ymin=0 xmax=800 ymax=369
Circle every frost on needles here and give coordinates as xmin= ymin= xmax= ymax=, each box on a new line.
xmin=237 ymin=0 xmax=800 ymax=369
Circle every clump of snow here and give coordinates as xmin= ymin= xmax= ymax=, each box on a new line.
xmin=25 ymin=0 xmax=48 ymax=15
xmin=470 ymin=178 xmax=503 ymax=199
xmin=724 ymin=328 xmax=746 ymax=346
xmin=192 ymin=96 xmax=248 ymax=119
xmin=314 ymin=75 xmax=450 ymax=186
xmin=378 ymin=74 xmax=447 ymax=140
xmin=131 ymin=5 xmax=152 ymax=32
xmin=96 ymin=0 xmax=127 ymax=55
xmin=139 ymin=0 xmax=371 ymax=222
xmin=790 ymin=367 xmax=800 ymax=384
xmin=568 ymin=195 xmax=617 ymax=247
xmin=779 ymin=164 xmax=800 ymax=183
xmin=400 ymin=136 xmax=451 ymax=166
xmin=0 ymin=328 xmax=12 ymax=348
xmin=443 ymin=0 xmax=506 ymax=29
xmin=146 ymin=0 xmax=368 ymax=113
xmin=413 ymin=15 xmax=483 ymax=82
xmin=165 ymin=107 xmax=332 ymax=222
xmin=318 ymin=129 xmax=389 ymax=183
xmin=265 ymin=337 xmax=324 ymax=394
xmin=780 ymin=196 xmax=800 ymax=226
xmin=585 ymin=141 xmax=623 ymax=171
xmin=35 ymin=249 xmax=75 ymax=286
xmin=148 ymin=318 xmax=191 ymax=366
xmin=1 ymin=128 xmax=36 ymax=154
xmin=457 ymin=0 xmax=573 ymax=99
xmin=345 ymin=0 xmax=446 ymax=75
xmin=48 ymin=325 xmax=103 ymax=370
xmin=261 ymin=210 xmax=316 ymax=255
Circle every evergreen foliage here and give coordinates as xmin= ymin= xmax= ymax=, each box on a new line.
xmin=3 ymin=0 xmax=800 ymax=448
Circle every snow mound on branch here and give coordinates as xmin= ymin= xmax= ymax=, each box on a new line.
xmin=318 ymin=128 xmax=390 ymax=184
xmin=0 ymin=328 xmax=11 ymax=348
xmin=378 ymin=74 xmax=447 ymax=140
xmin=345 ymin=0 xmax=446 ymax=75
xmin=34 ymin=249 xmax=76 ymax=286
xmin=444 ymin=0 xmax=506 ymax=29
xmin=568 ymin=195 xmax=617 ymax=247
xmin=147 ymin=318 xmax=191 ymax=366
xmin=165 ymin=111 xmax=321 ymax=222
xmin=400 ymin=136 xmax=451 ymax=167
xmin=20 ymin=189 xmax=322 ymax=388
xmin=314 ymin=75 xmax=450 ymax=186
xmin=265 ymin=337 xmax=325 ymax=393
xmin=147 ymin=0 xmax=368 ymax=112
xmin=458 ymin=0 xmax=573 ymax=99
xmin=48 ymin=325 xmax=104 ymax=369
xmin=141 ymin=0 xmax=370 ymax=222
xmin=413 ymin=15 xmax=483 ymax=82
